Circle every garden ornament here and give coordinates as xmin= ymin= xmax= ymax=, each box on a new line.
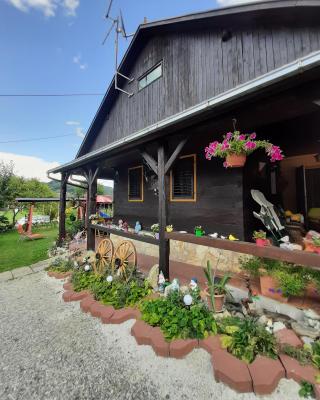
xmin=183 ymin=294 xmax=193 ymax=306
xmin=84 ymin=264 xmax=91 ymax=272
xmin=158 ymin=271 xmax=165 ymax=293
xmin=189 ymin=278 xmax=198 ymax=291
xmin=106 ymin=275 xmax=113 ymax=283
xmin=135 ymin=221 xmax=142 ymax=233
xmin=118 ymin=219 xmax=123 ymax=229
xmin=164 ymin=278 xmax=180 ymax=297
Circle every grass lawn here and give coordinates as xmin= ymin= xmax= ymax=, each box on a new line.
xmin=0 ymin=226 xmax=58 ymax=272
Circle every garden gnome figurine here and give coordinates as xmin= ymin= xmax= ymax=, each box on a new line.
xmin=118 ymin=219 xmax=123 ymax=229
xmin=158 ymin=271 xmax=166 ymax=293
xmin=164 ymin=278 xmax=180 ymax=297
xmin=122 ymin=221 xmax=129 ymax=232
xmin=189 ymin=277 xmax=198 ymax=291
xmin=135 ymin=221 xmax=142 ymax=233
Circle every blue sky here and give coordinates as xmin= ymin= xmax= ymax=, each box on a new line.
xmin=0 ymin=0 xmax=253 ymax=180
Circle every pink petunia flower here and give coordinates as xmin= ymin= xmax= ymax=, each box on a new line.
xmin=238 ymin=134 xmax=246 ymax=141
xmin=223 ymin=161 xmax=229 ymax=168
xmin=221 ymin=141 xmax=230 ymax=151
xmin=245 ymin=141 xmax=257 ymax=150
xmin=250 ymin=132 xmax=257 ymax=139
xmin=226 ymin=132 xmax=233 ymax=140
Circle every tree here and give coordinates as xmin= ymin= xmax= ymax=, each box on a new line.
xmin=97 ymin=183 xmax=105 ymax=195
xmin=0 ymin=161 xmax=14 ymax=208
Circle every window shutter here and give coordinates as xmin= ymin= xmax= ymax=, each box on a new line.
xmin=128 ymin=167 xmax=143 ymax=200
xmin=171 ymin=156 xmax=195 ymax=200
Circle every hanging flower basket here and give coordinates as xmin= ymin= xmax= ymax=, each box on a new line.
xmin=226 ymin=153 xmax=247 ymax=168
xmin=205 ymin=130 xmax=284 ymax=168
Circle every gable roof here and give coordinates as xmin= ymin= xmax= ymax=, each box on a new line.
xmin=76 ymin=0 xmax=320 ymax=158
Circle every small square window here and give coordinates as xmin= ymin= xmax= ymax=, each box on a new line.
xmin=128 ymin=166 xmax=144 ymax=201
xmin=138 ymin=62 xmax=162 ymax=91
xmin=170 ymin=155 xmax=197 ymax=202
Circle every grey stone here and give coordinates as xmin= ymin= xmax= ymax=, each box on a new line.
xmin=301 ymin=336 xmax=315 ymax=345
xmin=11 ymin=266 xmax=33 ymax=278
xmin=291 ymin=321 xmax=319 ymax=339
xmin=257 ymin=315 xmax=268 ymax=325
xmin=0 ymin=270 xmax=13 ymax=282
xmin=303 ymin=309 xmax=320 ymax=321
xmin=273 ymin=321 xmax=286 ymax=333
xmin=30 ymin=262 xmax=48 ymax=273
xmin=146 ymin=264 xmax=159 ymax=290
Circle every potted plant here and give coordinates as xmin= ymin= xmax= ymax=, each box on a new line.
xmin=252 ymin=230 xmax=269 ymax=247
xmin=203 ymin=261 xmax=231 ymax=312
xmin=151 ymin=223 xmax=159 ymax=239
xmin=205 ymin=130 xmax=284 ymax=168
xmin=194 ymin=225 xmax=205 ymax=237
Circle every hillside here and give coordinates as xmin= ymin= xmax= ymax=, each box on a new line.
xmin=47 ymin=181 xmax=113 ymax=198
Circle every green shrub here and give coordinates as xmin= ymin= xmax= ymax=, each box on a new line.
xmin=91 ymin=278 xmax=152 ymax=309
xmin=239 ymin=257 xmax=262 ymax=277
xmin=47 ymin=257 xmax=73 ymax=273
xmin=273 ymin=270 xmax=306 ymax=297
xmin=299 ymin=381 xmax=315 ymax=398
xmin=140 ymin=291 xmax=217 ymax=341
xmin=218 ymin=317 xmax=278 ymax=363
xmin=71 ymin=271 xmax=101 ymax=292
xmin=283 ymin=341 xmax=320 ymax=370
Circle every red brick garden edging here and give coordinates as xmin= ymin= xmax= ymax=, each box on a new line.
xmin=49 ymin=273 xmax=320 ymax=397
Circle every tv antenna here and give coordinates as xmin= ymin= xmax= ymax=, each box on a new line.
xmin=102 ymin=0 xmax=135 ymax=97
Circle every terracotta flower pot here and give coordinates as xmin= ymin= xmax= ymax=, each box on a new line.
xmin=226 ymin=153 xmax=247 ymax=168
xmin=255 ymin=238 xmax=269 ymax=247
xmin=305 ymin=283 xmax=320 ymax=302
xmin=205 ymin=290 xmax=225 ymax=312
xmin=259 ymin=275 xmax=288 ymax=302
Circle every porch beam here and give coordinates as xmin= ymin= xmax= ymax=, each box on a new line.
xmin=164 ymin=136 xmax=190 ymax=174
xmin=58 ymin=172 xmax=69 ymax=244
xmin=158 ymin=144 xmax=170 ymax=278
xmin=140 ymin=150 xmax=158 ymax=175
xmin=85 ymin=165 xmax=100 ymax=250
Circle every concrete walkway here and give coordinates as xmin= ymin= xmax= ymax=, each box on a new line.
xmin=0 ymin=270 xmax=302 ymax=400
xmin=0 ymin=259 xmax=51 ymax=282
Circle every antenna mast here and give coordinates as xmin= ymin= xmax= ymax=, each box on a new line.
xmin=102 ymin=0 xmax=135 ymax=97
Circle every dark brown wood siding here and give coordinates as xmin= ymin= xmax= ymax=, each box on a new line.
xmin=85 ymin=23 xmax=320 ymax=154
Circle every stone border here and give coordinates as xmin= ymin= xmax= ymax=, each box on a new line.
xmin=53 ymin=273 xmax=320 ymax=398
xmin=0 ymin=259 xmax=53 ymax=282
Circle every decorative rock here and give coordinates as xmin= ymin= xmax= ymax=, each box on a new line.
xmin=275 ymin=328 xmax=302 ymax=348
xmin=146 ymin=264 xmax=159 ymax=290
xmin=131 ymin=320 xmax=153 ymax=345
xmin=62 ymin=290 xmax=74 ymax=302
xmin=80 ymin=296 xmax=95 ymax=313
xmin=257 ymin=315 xmax=268 ymax=326
xmin=291 ymin=322 xmax=319 ymax=340
xmin=109 ymin=308 xmax=141 ymax=324
xmin=149 ymin=327 xmax=169 ymax=357
xmin=273 ymin=321 xmax=286 ymax=333
xmin=199 ymin=335 xmax=222 ymax=354
xmin=304 ymin=309 xmax=320 ymax=321
xmin=301 ymin=336 xmax=315 ymax=345
xmin=279 ymin=354 xmax=318 ymax=385
xmin=211 ymin=350 xmax=253 ymax=393
xmin=248 ymin=356 xmax=285 ymax=395
xmin=100 ymin=306 xmax=115 ymax=324
xmin=169 ymin=339 xmax=198 ymax=359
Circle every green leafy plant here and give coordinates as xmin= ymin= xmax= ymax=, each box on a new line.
xmin=71 ymin=271 xmax=101 ymax=292
xmin=299 ymin=381 xmax=315 ymax=398
xmin=252 ymin=230 xmax=267 ymax=240
xmin=218 ymin=317 xmax=278 ymax=363
xmin=239 ymin=256 xmax=262 ymax=278
xmin=273 ymin=270 xmax=306 ymax=298
xmin=46 ymin=257 xmax=73 ymax=273
xmin=283 ymin=341 xmax=320 ymax=371
xmin=312 ymin=236 xmax=320 ymax=248
xmin=140 ymin=291 xmax=217 ymax=341
xmin=203 ymin=260 xmax=231 ymax=311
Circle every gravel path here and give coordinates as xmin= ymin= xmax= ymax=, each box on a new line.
xmin=0 ymin=272 xmax=301 ymax=400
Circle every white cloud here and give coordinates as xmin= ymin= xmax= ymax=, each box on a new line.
xmin=0 ymin=152 xmax=60 ymax=182
xmin=217 ymin=0 xmax=263 ymax=5
xmin=6 ymin=0 xmax=79 ymax=17
xmin=65 ymin=120 xmax=80 ymax=126
xmin=72 ymin=53 xmax=88 ymax=70
xmin=75 ymin=127 xmax=85 ymax=138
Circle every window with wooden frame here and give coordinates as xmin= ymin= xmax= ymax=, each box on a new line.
xmin=138 ymin=62 xmax=163 ymax=91
xmin=170 ymin=154 xmax=197 ymax=202
xmin=128 ymin=166 xmax=144 ymax=202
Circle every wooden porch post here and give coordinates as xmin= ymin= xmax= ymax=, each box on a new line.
xmin=58 ymin=172 xmax=68 ymax=244
xmin=158 ymin=144 xmax=170 ymax=279
xmin=85 ymin=166 xmax=99 ymax=251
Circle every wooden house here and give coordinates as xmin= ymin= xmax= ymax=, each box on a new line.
xmin=49 ymin=0 xmax=320 ymax=278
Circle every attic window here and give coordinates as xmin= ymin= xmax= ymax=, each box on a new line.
xmin=128 ymin=166 xmax=144 ymax=202
xmin=170 ymin=154 xmax=197 ymax=202
xmin=138 ymin=62 xmax=162 ymax=90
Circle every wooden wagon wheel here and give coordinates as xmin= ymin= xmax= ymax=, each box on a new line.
xmin=94 ymin=238 xmax=114 ymax=275
xmin=112 ymin=240 xmax=137 ymax=277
